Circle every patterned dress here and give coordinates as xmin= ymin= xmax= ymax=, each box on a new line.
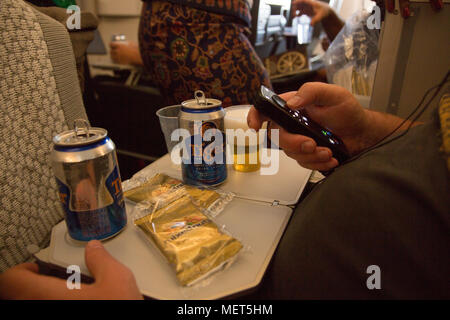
xmin=139 ymin=0 xmax=271 ymax=108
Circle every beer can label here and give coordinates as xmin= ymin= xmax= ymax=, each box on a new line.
xmin=182 ymin=121 xmax=227 ymax=186
xmin=56 ymin=165 xmax=127 ymax=241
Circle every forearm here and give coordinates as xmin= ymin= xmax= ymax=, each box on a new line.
xmin=361 ymin=109 xmax=418 ymax=148
xmin=321 ymin=9 xmax=344 ymax=42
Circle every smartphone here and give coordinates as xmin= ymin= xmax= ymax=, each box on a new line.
xmin=254 ymin=86 xmax=350 ymax=164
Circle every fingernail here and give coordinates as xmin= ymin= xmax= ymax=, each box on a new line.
xmin=318 ymin=150 xmax=330 ymax=160
xmin=301 ymin=141 xmax=314 ymax=153
xmin=287 ymin=96 xmax=304 ymax=108
xmin=87 ymin=240 xmax=103 ymax=249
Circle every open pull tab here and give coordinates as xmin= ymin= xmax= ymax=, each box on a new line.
xmin=194 ymin=90 xmax=207 ymax=106
xmin=74 ymin=119 xmax=91 ymax=140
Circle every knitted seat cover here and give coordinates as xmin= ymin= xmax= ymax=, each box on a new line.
xmin=0 ymin=0 xmax=87 ymax=271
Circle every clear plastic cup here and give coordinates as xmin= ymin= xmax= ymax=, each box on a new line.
xmin=225 ymin=105 xmax=261 ymax=172
xmin=297 ymin=15 xmax=313 ymax=45
xmin=156 ymin=105 xmax=181 ymax=153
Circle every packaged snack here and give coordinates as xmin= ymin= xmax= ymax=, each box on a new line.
xmin=124 ymin=174 xmax=186 ymax=206
xmin=124 ymin=173 xmax=233 ymax=217
xmin=134 ymin=196 xmax=242 ymax=286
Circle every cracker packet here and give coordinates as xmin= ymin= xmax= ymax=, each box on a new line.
xmin=134 ymin=195 xmax=243 ymax=286
xmin=124 ymin=174 xmax=186 ymax=208
xmin=124 ymin=173 xmax=233 ymax=218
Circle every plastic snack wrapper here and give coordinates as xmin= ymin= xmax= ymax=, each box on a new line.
xmin=134 ymin=195 xmax=243 ymax=287
xmin=124 ymin=174 xmax=187 ymax=210
xmin=123 ymin=173 xmax=234 ymax=218
xmin=324 ymin=10 xmax=379 ymax=97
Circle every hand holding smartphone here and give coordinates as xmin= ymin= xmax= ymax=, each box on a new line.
xmin=254 ymin=86 xmax=350 ymax=165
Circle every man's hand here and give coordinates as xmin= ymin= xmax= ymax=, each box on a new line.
xmin=0 ymin=240 xmax=143 ymax=300
xmin=248 ymin=83 xmax=409 ymax=171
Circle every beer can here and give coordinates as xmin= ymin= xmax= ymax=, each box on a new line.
xmin=51 ymin=119 xmax=127 ymax=241
xmin=179 ymin=91 xmax=227 ymax=186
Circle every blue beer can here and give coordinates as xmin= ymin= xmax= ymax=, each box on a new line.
xmin=51 ymin=120 xmax=127 ymax=241
xmin=179 ymin=91 xmax=227 ymax=186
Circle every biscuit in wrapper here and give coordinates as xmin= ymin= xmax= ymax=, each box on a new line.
xmin=124 ymin=174 xmax=186 ymax=207
xmin=125 ymin=173 xmax=232 ymax=217
xmin=134 ymin=196 xmax=242 ymax=286
xmin=185 ymin=185 xmax=221 ymax=211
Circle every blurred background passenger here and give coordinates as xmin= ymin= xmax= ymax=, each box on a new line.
xmin=290 ymin=0 xmax=385 ymax=93
xmin=138 ymin=0 xmax=272 ymax=107
xmin=292 ymin=0 xmax=441 ymax=94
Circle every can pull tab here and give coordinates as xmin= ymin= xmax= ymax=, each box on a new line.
xmin=74 ymin=119 xmax=91 ymax=139
xmin=195 ymin=90 xmax=207 ymax=106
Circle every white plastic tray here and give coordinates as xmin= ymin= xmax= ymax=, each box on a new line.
xmin=133 ymin=148 xmax=312 ymax=205
xmin=45 ymin=149 xmax=312 ymax=299
xmin=48 ymin=198 xmax=291 ymax=299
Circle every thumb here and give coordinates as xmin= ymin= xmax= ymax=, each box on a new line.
xmin=84 ymin=240 xmax=122 ymax=283
xmin=279 ymin=91 xmax=299 ymax=106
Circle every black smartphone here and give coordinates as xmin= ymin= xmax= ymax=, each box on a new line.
xmin=254 ymin=86 xmax=350 ymax=164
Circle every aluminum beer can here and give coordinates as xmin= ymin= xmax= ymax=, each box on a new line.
xmin=51 ymin=120 xmax=127 ymax=241
xmin=179 ymin=91 xmax=227 ymax=186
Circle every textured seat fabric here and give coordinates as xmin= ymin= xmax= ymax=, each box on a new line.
xmin=0 ymin=0 xmax=88 ymax=272
xmin=27 ymin=3 xmax=99 ymax=93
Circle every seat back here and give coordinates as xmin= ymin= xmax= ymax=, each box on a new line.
xmin=0 ymin=0 xmax=88 ymax=271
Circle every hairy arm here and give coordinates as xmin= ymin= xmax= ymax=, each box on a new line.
xmin=248 ymin=83 xmax=421 ymax=171
xmin=359 ymin=109 xmax=418 ymax=152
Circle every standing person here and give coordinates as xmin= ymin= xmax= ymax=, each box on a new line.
xmin=138 ymin=0 xmax=272 ymax=108
xmin=290 ymin=0 xmax=442 ymax=92
xmin=292 ymin=0 xmax=443 ymax=46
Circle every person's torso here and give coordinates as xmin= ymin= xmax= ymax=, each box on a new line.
xmin=142 ymin=0 xmax=252 ymax=27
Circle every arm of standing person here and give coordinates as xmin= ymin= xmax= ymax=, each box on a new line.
xmin=291 ymin=0 xmax=344 ymax=42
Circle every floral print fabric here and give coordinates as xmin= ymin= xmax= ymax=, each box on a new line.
xmin=141 ymin=0 xmax=252 ymax=28
xmin=139 ymin=1 xmax=271 ymax=107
